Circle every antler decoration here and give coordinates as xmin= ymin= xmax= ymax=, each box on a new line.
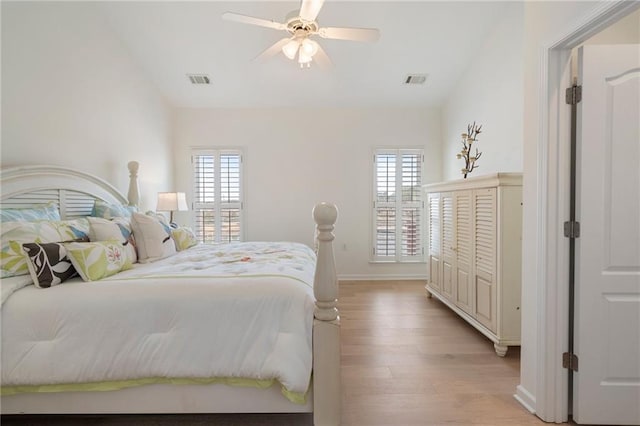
xmin=457 ymin=122 xmax=483 ymax=179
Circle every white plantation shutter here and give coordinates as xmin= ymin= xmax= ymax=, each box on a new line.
xmin=373 ymin=149 xmax=424 ymax=262
xmin=192 ymin=150 xmax=243 ymax=243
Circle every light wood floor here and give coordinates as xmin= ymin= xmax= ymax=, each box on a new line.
xmin=339 ymin=280 xmax=543 ymax=426
xmin=3 ymin=280 xmax=548 ymax=426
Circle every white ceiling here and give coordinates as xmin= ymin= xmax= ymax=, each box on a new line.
xmin=98 ymin=1 xmax=511 ymax=108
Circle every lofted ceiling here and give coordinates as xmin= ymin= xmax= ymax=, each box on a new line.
xmin=98 ymin=1 xmax=512 ymax=108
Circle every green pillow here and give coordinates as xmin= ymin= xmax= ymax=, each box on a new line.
xmin=171 ymin=227 xmax=198 ymax=251
xmin=65 ymin=240 xmax=134 ymax=281
xmin=0 ymin=219 xmax=90 ymax=278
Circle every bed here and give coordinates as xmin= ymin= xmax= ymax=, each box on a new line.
xmin=0 ymin=162 xmax=340 ymax=426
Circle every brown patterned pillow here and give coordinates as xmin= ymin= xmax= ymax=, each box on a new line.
xmin=23 ymin=238 xmax=88 ymax=288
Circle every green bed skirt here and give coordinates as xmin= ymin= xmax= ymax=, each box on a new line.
xmin=1 ymin=376 xmax=308 ymax=405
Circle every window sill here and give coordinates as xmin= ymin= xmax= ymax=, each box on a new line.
xmin=369 ymin=260 xmax=427 ymax=265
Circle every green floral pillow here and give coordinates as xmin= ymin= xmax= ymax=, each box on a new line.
xmin=65 ymin=240 xmax=134 ymax=281
xmin=92 ymin=200 xmax=138 ymax=219
xmin=171 ymin=227 xmax=199 ymax=251
xmin=0 ymin=201 xmax=60 ymax=222
xmin=0 ymin=219 xmax=90 ymax=278
xmin=88 ymin=217 xmax=137 ymax=263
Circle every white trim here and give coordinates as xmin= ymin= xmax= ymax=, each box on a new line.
xmin=423 ymin=173 xmax=522 ymax=192
xmin=338 ymin=274 xmax=427 ymax=281
xmin=515 ymin=385 xmax=537 ymax=415
xmin=533 ymin=1 xmax=640 ymax=422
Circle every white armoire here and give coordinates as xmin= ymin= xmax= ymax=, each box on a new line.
xmin=423 ymin=173 xmax=522 ymax=356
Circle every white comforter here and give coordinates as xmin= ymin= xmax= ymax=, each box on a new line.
xmin=1 ymin=242 xmax=316 ymax=395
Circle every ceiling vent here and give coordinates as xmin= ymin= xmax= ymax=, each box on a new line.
xmin=187 ymin=74 xmax=211 ymax=85
xmin=404 ymin=74 xmax=428 ymax=85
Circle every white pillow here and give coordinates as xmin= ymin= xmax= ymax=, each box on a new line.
xmin=130 ymin=212 xmax=176 ymax=263
xmin=88 ymin=217 xmax=137 ymax=263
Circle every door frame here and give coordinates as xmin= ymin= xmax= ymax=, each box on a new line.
xmin=536 ymin=1 xmax=640 ymax=422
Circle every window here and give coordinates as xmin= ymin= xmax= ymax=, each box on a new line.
xmin=372 ymin=149 xmax=424 ymax=262
xmin=192 ymin=149 xmax=243 ymax=244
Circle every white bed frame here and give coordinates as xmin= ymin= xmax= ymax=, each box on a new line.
xmin=0 ymin=162 xmax=341 ymax=426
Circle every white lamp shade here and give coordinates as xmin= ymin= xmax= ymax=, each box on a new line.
xmin=301 ymin=39 xmax=319 ymax=57
xmin=157 ymin=192 xmax=189 ymax=212
xmin=282 ymin=39 xmax=300 ymax=60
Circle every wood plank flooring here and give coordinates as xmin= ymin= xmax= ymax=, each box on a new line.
xmin=339 ymin=280 xmax=541 ymax=426
xmin=2 ymin=280 xmax=547 ymax=426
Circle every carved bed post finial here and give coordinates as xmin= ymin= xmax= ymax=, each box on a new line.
xmin=312 ymin=202 xmax=341 ymax=426
xmin=312 ymin=202 xmax=339 ymax=321
xmin=127 ymin=161 xmax=140 ymax=208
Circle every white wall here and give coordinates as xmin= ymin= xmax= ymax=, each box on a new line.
xmin=172 ymin=108 xmax=442 ymax=278
xmin=441 ymin=3 xmax=524 ymax=181
xmin=518 ymin=0 xmax=604 ymax=415
xmin=1 ymin=2 xmax=173 ymax=211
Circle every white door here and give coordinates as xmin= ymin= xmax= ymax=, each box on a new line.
xmin=574 ymin=44 xmax=640 ymax=425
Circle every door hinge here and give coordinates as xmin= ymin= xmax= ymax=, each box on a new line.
xmin=565 ymin=85 xmax=582 ymax=105
xmin=563 ymin=352 xmax=579 ymax=371
xmin=564 ymin=221 xmax=580 ymax=238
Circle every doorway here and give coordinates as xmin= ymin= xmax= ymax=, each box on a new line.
xmin=536 ymin=1 xmax=640 ymax=423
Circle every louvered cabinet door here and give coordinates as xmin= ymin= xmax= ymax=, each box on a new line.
xmin=441 ymin=193 xmax=455 ymax=301
xmin=454 ymin=191 xmax=473 ymax=315
xmin=427 ymin=193 xmax=442 ymax=292
xmin=473 ymin=188 xmax=497 ymax=333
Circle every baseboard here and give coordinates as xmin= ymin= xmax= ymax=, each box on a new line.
xmin=337 ymin=274 xmax=428 ymax=281
xmin=514 ymin=385 xmax=536 ymax=414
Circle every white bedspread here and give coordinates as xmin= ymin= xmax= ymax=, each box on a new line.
xmin=1 ymin=242 xmax=316 ymax=395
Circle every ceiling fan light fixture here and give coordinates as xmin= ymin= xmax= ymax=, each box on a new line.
xmin=301 ymin=38 xmax=319 ymax=57
xmin=298 ymin=49 xmax=313 ymax=68
xmin=282 ymin=39 xmax=300 ymax=60
xmin=223 ymin=0 xmax=380 ymax=69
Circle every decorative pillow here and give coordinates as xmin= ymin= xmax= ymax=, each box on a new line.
xmin=0 ymin=202 xmax=61 ymax=222
xmin=171 ymin=227 xmax=198 ymax=251
xmin=145 ymin=210 xmax=170 ymax=226
xmin=1 ymin=219 xmax=90 ymax=278
xmin=65 ymin=240 xmax=134 ymax=281
xmin=91 ymin=200 xmax=137 ymax=219
xmin=130 ymin=212 xmax=176 ymax=263
xmin=87 ymin=217 xmax=137 ymax=263
xmin=22 ymin=238 xmax=88 ymax=288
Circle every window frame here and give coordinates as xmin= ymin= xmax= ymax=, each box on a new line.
xmin=371 ymin=148 xmax=425 ymax=263
xmin=191 ymin=148 xmax=244 ymax=244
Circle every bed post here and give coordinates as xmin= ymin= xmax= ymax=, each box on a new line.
xmin=312 ymin=202 xmax=340 ymax=426
xmin=127 ymin=161 xmax=140 ymax=207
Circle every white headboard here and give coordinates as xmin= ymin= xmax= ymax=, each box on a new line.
xmin=0 ymin=162 xmax=139 ymax=219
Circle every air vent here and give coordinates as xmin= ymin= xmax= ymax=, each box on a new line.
xmin=187 ymin=74 xmax=211 ymax=85
xmin=404 ymin=74 xmax=428 ymax=85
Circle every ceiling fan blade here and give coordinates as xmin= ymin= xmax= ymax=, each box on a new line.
xmin=222 ymin=12 xmax=286 ymax=31
xmin=254 ymin=37 xmax=292 ymax=61
xmin=318 ymin=26 xmax=380 ymax=42
xmin=313 ymin=43 xmax=332 ymax=69
xmin=299 ymin=0 xmax=325 ymax=22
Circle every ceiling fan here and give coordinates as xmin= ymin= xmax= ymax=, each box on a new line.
xmin=222 ymin=0 xmax=380 ymax=68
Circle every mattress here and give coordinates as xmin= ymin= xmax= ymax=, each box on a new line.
xmin=1 ymin=242 xmax=317 ymax=400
